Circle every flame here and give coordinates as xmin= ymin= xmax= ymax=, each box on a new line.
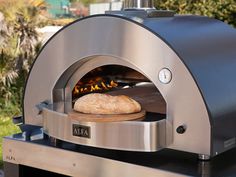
xmin=73 ymin=77 xmax=118 ymax=95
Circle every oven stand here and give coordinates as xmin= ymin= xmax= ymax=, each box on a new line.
xmin=3 ymin=162 xmax=19 ymax=177
xmin=3 ymin=162 xmax=69 ymax=177
xmin=3 ymin=126 xmax=236 ymax=177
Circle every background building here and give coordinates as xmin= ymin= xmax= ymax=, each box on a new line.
xmin=45 ymin=0 xmax=71 ymax=18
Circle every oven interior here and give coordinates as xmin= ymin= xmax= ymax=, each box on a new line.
xmin=69 ymin=65 xmax=166 ymax=122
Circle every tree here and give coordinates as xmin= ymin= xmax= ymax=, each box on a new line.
xmin=0 ymin=0 xmax=45 ymax=74
xmin=69 ymin=0 xmax=79 ymax=3
xmin=154 ymin=0 xmax=236 ymax=27
xmin=29 ymin=0 xmax=47 ymax=8
xmin=0 ymin=0 xmax=44 ymax=113
xmin=0 ymin=12 xmax=18 ymax=105
xmin=70 ymin=0 xmax=95 ymax=7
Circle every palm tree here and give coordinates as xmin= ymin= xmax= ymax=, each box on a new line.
xmin=0 ymin=12 xmax=18 ymax=103
xmin=14 ymin=5 xmax=42 ymax=72
xmin=0 ymin=0 xmax=44 ymax=106
xmin=29 ymin=0 xmax=47 ymax=8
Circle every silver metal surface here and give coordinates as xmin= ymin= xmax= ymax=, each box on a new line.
xmin=198 ymin=154 xmax=211 ymax=161
xmin=24 ymin=16 xmax=211 ymax=155
xmin=198 ymin=161 xmax=211 ymax=177
xmin=43 ymin=107 xmax=169 ymax=151
xmin=123 ymin=0 xmax=154 ymax=9
xmin=3 ymin=137 xmax=187 ymax=177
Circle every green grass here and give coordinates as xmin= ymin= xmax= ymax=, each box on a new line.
xmin=0 ymin=116 xmax=20 ymax=169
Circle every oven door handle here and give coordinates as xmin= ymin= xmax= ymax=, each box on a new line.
xmin=35 ymin=101 xmax=51 ymax=115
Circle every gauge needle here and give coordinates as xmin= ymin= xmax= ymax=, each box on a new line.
xmin=164 ymin=72 xmax=167 ymax=79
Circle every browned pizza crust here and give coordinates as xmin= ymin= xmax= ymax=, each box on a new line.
xmin=74 ymin=93 xmax=141 ymax=114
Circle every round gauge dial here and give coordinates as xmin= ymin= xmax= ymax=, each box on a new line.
xmin=158 ymin=68 xmax=172 ymax=84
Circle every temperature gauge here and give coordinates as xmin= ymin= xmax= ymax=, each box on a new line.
xmin=158 ymin=68 xmax=172 ymax=84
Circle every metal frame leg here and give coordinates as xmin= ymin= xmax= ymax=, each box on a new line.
xmin=198 ymin=154 xmax=210 ymax=161
xmin=4 ymin=162 xmax=20 ymax=177
xmin=49 ymin=137 xmax=62 ymax=147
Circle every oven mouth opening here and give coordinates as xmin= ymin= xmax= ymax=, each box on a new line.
xmin=50 ymin=62 xmax=169 ymax=151
xmin=71 ymin=65 xmax=166 ymax=122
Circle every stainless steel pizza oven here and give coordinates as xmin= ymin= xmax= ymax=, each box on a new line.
xmin=21 ymin=6 xmax=236 ymax=161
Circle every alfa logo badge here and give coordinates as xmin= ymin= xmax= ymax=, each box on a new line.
xmin=72 ymin=124 xmax=91 ymax=138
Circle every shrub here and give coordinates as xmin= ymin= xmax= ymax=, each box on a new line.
xmin=0 ymin=0 xmax=43 ymax=116
xmin=155 ymin=0 xmax=236 ymax=27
